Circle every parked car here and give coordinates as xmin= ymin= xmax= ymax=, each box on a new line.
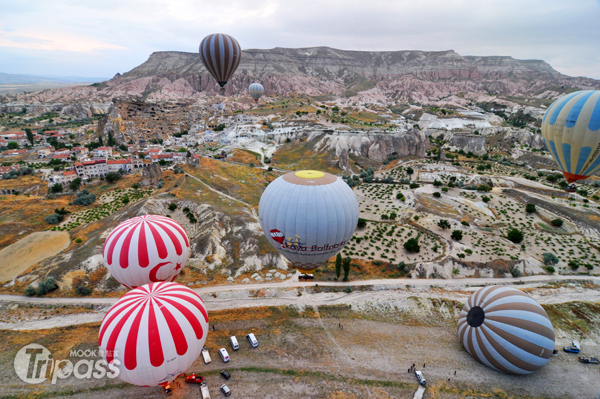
xmin=218 ymin=348 xmax=230 ymax=363
xmin=246 ymin=333 xmax=258 ymax=348
xmin=299 ymin=273 xmax=314 ymax=280
xmin=201 ymin=347 xmax=212 ymax=363
xmin=220 ymin=370 xmax=231 ymax=380
xmin=230 ymin=336 xmax=239 ymax=351
xmin=185 ymin=373 xmax=204 ymax=384
xmin=564 ymin=339 xmax=581 ymax=353
xmin=220 ymin=384 xmax=232 ymax=397
xmin=415 ymin=370 xmax=426 ymax=386
xmin=579 ymin=356 xmax=599 ymax=364
xmin=200 ymin=382 xmax=211 ymax=399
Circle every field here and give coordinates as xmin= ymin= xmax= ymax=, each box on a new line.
xmin=2 ymin=282 xmax=600 ymax=399
xmin=271 ymin=134 xmax=341 ymax=174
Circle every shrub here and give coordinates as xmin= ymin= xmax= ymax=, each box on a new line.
xmin=373 ymin=260 xmax=382 ymax=266
xmin=481 ymin=195 xmax=490 ymax=203
xmin=525 ymin=203 xmax=536 ymax=214
xmin=397 ymin=261 xmax=408 ymax=272
xmin=122 ymin=196 xmax=130 ymax=204
xmin=73 ymin=189 xmax=96 ymax=206
xmin=74 ymin=238 xmax=83 ymax=244
xmin=510 ymin=267 xmax=521 ymax=277
xmin=69 ymin=178 xmax=82 ymax=191
xmin=105 ymin=172 xmax=121 ymax=183
xmin=545 ymin=266 xmax=556 ymax=274
xmin=75 ymin=285 xmax=92 ymax=296
xmin=542 ymin=252 xmax=559 ymax=265
xmin=477 ymin=184 xmax=492 ymax=192
xmin=37 ymin=278 xmax=58 ymax=296
xmin=51 ymin=183 xmax=63 ymax=193
xmin=441 ymin=187 xmax=449 ymax=192
xmin=157 ymin=180 xmax=165 ymax=189
xmin=344 ymin=286 xmax=352 ymax=293
xmin=409 ymin=183 xmax=419 ymax=189
xmin=451 ymin=230 xmax=463 ymax=241
xmin=132 ymin=183 xmax=139 ymax=189
xmin=464 ymin=248 xmax=473 ymax=254
xmin=452 ymin=267 xmax=460 ymax=274
xmin=404 ymin=238 xmax=420 ymax=253
xmin=44 ymin=213 xmax=63 ymax=224
xmin=506 ymin=228 xmax=524 ymax=243
xmin=168 ymin=203 xmax=177 ymax=211
xmin=437 ymin=219 xmax=451 ymax=229
xmin=433 ymin=192 xmax=441 ymax=198
xmin=433 ymin=180 xmax=442 ymax=187
xmin=550 ymin=218 xmax=563 ymax=227
xmin=568 ymin=260 xmax=579 ymax=270
xmin=413 ymin=215 xmax=419 ymax=221
xmin=461 ymin=221 xmax=469 ymax=226
xmin=25 ymin=286 xmax=36 ymax=296
xmin=406 ymin=167 xmax=414 ymax=175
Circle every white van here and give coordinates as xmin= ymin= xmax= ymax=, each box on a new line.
xmin=219 ymin=348 xmax=230 ymax=363
xmin=230 ymin=336 xmax=239 ymax=351
xmin=415 ymin=370 xmax=426 ymax=386
xmin=246 ymin=333 xmax=258 ymax=348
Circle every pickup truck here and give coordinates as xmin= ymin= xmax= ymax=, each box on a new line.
xmin=200 ymin=382 xmax=211 ymax=399
xmin=201 ymin=347 xmax=212 ymax=364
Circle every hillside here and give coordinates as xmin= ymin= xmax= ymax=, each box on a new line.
xmin=5 ymin=47 xmax=600 ymax=103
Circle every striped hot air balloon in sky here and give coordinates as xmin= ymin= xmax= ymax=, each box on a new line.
xmin=541 ymin=90 xmax=600 ymax=183
xmin=103 ymin=215 xmax=190 ymax=289
xmin=99 ymin=282 xmax=208 ymax=387
xmin=458 ymin=286 xmax=555 ymax=375
xmin=199 ymin=33 xmax=242 ymax=89
xmin=258 ymin=170 xmax=359 ymax=273
xmin=249 ymin=82 xmax=264 ymax=103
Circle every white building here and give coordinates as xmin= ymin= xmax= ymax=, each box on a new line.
xmin=74 ymin=159 xmax=108 ymax=179
xmin=107 ymin=158 xmax=132 ymax=173
xmin=92 ymin=147 xmax=113 ymax=158
xmin=48 ymin=170 xmax=78 ymax=186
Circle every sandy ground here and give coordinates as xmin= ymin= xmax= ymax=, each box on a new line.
xmin=0 ymin=231 xmax=70 ymax=282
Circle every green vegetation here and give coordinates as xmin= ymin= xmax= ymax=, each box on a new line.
xmin=403 ymin=237 xmax=420 ymax=253
xmin=506 ymin=228 xmax=524 ymax=243
xmin=451 ymin=230 xmax=463 ymax=241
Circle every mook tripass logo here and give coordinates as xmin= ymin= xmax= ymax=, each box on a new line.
xmin=269 ymin=229 xmax=285 ymax=244
xmin=14 ymin=343 xmax=120 ymax=384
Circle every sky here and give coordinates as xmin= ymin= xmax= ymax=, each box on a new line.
xmin=0 ymin=0 xmax=599 ymax=80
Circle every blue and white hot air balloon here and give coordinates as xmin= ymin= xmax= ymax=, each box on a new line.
xmin=248 ymin=83 xmax=264 ymax=104
xmin=541 ymin=90 xmax=600 ymax=183
xmin=258 ymin=170 xmax=359 ymax=273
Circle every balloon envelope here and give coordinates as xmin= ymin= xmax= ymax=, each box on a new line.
xmin=258 ymin=170 xmax=359 ymax=273
xmin=99 ymin=282 xmax=208 ymax=386
xmin=199 ymin=33 xmax=241 ymax=88
xmin=103 ymin=215 xmax=190 ymax=289
xmin=541 ymin=90 xmax=600 ymax=183
xmin=248 ymin=83 xmax=264 ymax=103
xmin=458 ymin=285 xmax=555 ymax=375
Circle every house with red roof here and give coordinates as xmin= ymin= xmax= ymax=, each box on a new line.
xmin=107 ymin=158 xmax=132 ymax=173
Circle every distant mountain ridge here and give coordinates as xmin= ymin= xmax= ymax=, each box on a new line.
xmin=5 ymin=47 xmax=600 ymax=103
xmin=0 ymin=73 xmax=107 ymax=85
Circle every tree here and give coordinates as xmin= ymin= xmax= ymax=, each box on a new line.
xmin=433 ymin=180 xmax=442 ymax=187
xmin=451 ymin=230 xmax=463 ymax=241
xmin=98 ymin=136 xmax=104 ymax=146
xmin=69 ymin=178 xmax=82 ymax=191
xmin=525 ymin=203 xmax=536 ymax=214
xmin=342 ymin=257 xmax=351 ymax=281
xmin=169 ymin=203 xmax=177 ymax=211
xmin=138 ymin=152 xmax=146 ymax=159
xmin=25 ymin=286 xmax=36 ymax=296
xmin=433 ymin=192 xmax=441 ymax=198
xmin=105 ymin=172 xmax=121 ymax=183
xmin=51 ymin=183 xmax=63 ymax=193
xmin=25 ymin=128 xmax=34 ymax=145
xmin=437 ymin=219 xmax=451 ymax=229
xmin=551 ymin=218 xmax=563 ymax=227
xmin=568 ymin=260 xmax=579 ymax=270
xmin=506 ymin=228 xmax=524 ymax=243
xmin=404 ymin=238 xmax=420 ymax=253
xmin=75 ymin=285 xmax=92 ymax=296
xmin=481 ymin=195 xmax=490 ymax=203
xmin=36 ymin=278 xmax=58 ymax=296
xmin=7 ymin=141 xmax=19 ymax=149
xmin=406 ymin=167 xmax=414 ymax=175
xmin=73 ymin=190 xmax=96 ymax=206
xmin=357 ymin=218 xmax=367 ymax=229
xmin=542 ymin=252 xmax=559 ymax=266
xmin=477 ymin=184 xmax=492 ymax=192
xmin=335 ymin=253 xmax=342 ymax=279
xmin=107 ymin=131 xmax=116 ymax=146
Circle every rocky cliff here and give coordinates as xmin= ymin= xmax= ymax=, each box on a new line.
xmin=6 ymin=47 xmax=600 ymax=103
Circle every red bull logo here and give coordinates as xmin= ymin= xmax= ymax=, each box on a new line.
xmin=270 ymin=229 xmax=285 ymax=244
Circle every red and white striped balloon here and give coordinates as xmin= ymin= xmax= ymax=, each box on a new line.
xmin=103 ymin=215 xmax=190 ymax=289
xmin=99 ymin=282 xmax=209 ymax=387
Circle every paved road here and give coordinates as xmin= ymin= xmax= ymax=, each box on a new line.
xmin=1 ymin=274 xmax=598 ymax=306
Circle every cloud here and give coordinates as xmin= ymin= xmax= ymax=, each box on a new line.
xmin=0 ymin=28 xmax=127 ymax=53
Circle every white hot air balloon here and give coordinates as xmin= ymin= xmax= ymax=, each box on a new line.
xmin=258 ymin=170 xmax=359 ymax=273
xmin=99 ymin=282 xmax=209 ymax=387
xmin=248 ymin=83 xmax=264 ymax=103
xmin=103 ymin=215 xmax=190 ymax=289
xmin=458 ymin=285 xmax=555 ymax=375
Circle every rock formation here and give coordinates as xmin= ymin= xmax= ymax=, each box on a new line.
xmin=140 ymin=164 xmax=163 ymax=186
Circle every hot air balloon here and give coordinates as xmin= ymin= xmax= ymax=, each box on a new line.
xmin=458 ymin=286 xmax=555 ymax=375
xmin=258 ymin=170 xmax=359 ymax=274
xmin=248 ymin=83 xmax=264 ymax=104
xmin=99 ymin=282 xmax=208 ymax=387
xmin=103 ymin=215 xmax=190 ymax=289
xmin=199 ymin=33 xmax=241 ymax=91
xmin=541 ymin=90 xmax=600 ymax=185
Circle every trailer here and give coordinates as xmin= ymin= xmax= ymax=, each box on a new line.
xmin=564 ymin=339 xmax=581 ymax=353
xmin=579 ymin=356 xmax=599 ymax=364
xmin=201 ymin=347 xmax=212 ymax=364
xmin=200 ymin=382 xmax=211 ymax=399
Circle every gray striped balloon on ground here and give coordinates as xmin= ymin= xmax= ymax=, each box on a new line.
xmin=458 ymin=285 xmax=555 ymax=374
